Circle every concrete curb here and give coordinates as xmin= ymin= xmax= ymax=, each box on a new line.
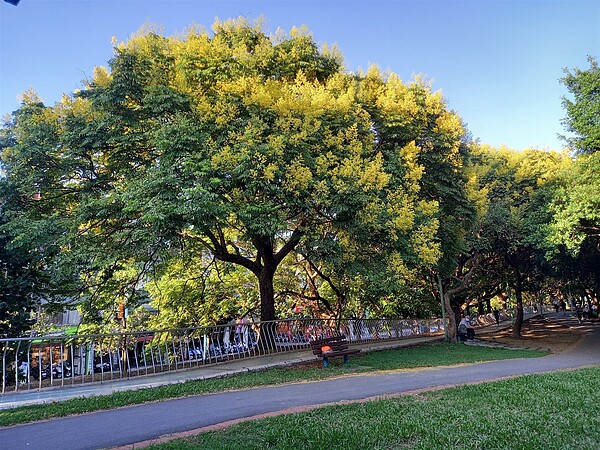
xmin=0 ymin=315 xmax=535 ymax=410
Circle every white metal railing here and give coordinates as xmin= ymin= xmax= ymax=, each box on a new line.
xmin=0 ymin=306 xmax=549 ymax=394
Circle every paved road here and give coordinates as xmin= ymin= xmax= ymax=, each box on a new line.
xmin=2 ymin=314 xmax=599 ymax=450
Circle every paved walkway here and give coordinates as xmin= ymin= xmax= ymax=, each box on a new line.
xmin=0 ymin=334 xmax=447 ymax=410
xmin=2 ymin=313 xmax=598 ymax=450
xmin=0 ymin=314 xmax=519 ymax=410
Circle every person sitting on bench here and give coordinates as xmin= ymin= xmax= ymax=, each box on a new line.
xmin=458 ymin=316 xmax=475 ymax=340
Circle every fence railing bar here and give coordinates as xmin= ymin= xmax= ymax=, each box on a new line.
xmin=1 ymin=307 xmax=551 ymax=394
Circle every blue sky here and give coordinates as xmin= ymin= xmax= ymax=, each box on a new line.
xmin=1 ymin=0 xmax=598 ymax=151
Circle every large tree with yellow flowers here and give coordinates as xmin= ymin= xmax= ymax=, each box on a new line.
xmin=1 ymin=19 xmax=467 ymax=324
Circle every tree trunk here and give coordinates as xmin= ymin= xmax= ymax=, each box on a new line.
xmin=478 ymin=300 xmax=485 ymax=315
xmin=254 ymin=264 xmax=278 ymax=353
xmin=512 ymin=269 xmax=524 ymax=338
xmin=438 ymin=256 xmax=482 ymax=343
xmin=444 ymin=291 xmax=458 ymax=342
xmin=207 ymin=226 xmax=303 ymax=323
xmin=259 ymin=266 xmax=276 ymax=322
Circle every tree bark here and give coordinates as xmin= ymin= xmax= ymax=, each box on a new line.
xmin=443 ymin=291 xmax=457 ymax=342
xmin=259 ymin=266 xmax=276 ymax=321
xmin=201 ymin=226 xmax=303 ymax=323
xmin=440 ymin=255 xmax=482 ymax=343
xmin=512 ymin=268 xmax=524 ymax=338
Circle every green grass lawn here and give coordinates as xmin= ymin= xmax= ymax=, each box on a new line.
xmin=0 ymin=344 xmax=546 ymax=427
xmin=148 ymin=367 xmax=600 ymax=450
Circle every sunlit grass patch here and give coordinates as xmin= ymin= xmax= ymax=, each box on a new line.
xmin=151 ymin=367 xmax=600 ymax=450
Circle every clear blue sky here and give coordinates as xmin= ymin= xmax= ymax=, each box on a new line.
xmin=1 ymin=0 xmax=599 ymax=150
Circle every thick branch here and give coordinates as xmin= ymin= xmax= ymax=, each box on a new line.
xmin=274 ymin=226 xmax=304 ymax=265
xmin=279 ymin=290 xmax=323 ymax=302
xmin=180 ymin=229 xmax=262 ymax=275
xmin=446 ymin=254 xmax=482 ymax=297
xmin=304 ymin=256 xmax=345 ymax=302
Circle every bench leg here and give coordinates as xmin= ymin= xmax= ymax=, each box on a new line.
xmin=343 ymin=355 xmax=349 ymax=364
xmin=323 ymin=357 xmax=329 ymax=368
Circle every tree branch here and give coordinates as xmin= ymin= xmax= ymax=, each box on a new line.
xmin=274 ymin=226 xmax=304 ymax=265
xmin=446 ymin=254 xmax=482 ymax=297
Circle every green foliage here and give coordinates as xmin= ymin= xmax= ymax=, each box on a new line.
xmin=0 ymin=172 xmax=54 ymax=337
xmin=547 ymin=152 xmax=600 ymax=254
xmin=560 ymin=56 xmax=600 ymax=155
xmin=2 ymin=19 xmax=595 ymax=329
xmin=0 ymin=213 xmax=36 ymax=337
xmin=0 ymin=20 xmax=354 ymax=323
xmin=459 ymin=145 xmax=574 ymax=335
xmin=0 ymin=19 xmax=469 ymax=325
xmin=544 ymin=152 xmax=600 ymax=295
xmin=145 ymin=248 xmax=260 ymax=328
xmin=467 ymin=146 xmax=570 ymax=256
xmin=290 ymin=69 xmax=473 ymax=318
xmin=357 ymin=69 xmax=474 ymax=274
xmin=553 ymin=57 xmax=599 ymax=285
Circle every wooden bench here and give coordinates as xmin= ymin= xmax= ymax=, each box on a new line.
xmin=310 ymin=335 xmax=360 ymax=367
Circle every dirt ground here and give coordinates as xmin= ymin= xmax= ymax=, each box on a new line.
xmin=478 ymin=316 xmax=585 ymax=353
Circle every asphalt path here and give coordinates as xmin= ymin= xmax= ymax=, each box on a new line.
xmin=2 ymin=315 xmax=599 ymax=450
